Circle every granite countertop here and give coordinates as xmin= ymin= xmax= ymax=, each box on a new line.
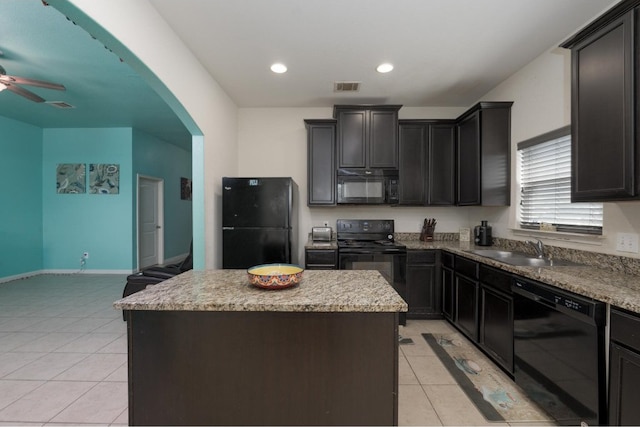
xmin=399 ymin=239 xmax=640 ymax=314
xmin=113 ymin=269 xmax=408 ymax=313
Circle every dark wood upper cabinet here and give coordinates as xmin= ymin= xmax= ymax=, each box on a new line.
xmin=334 ymin=105 xmax=401 ymax=169
xmin=304 ymin=119 xmax=336 ymax=206
xmin=399 ymin=123 xmax=427 ymax=204
xmin=457 ymin=111 xmax=481 ymax=205
xmin=398 ymin=120 xmax=455 ymax=205
xmin=456 ymin=102 xmax=512 ymax=206
xmin=430 ymin=124 xmax=457 ymax=205
xmin=561 ymin=2 xmax=638 ymax=201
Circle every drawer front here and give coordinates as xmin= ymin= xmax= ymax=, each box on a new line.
xmin=305 ymin=249 xmax=337 ymax=266
xmin=479 ymin=264 xmax=512 ymax=294
xmin=407 ymin=250 xmax=437 ymax=265
xmin=455 ymin=256 xmax=478 ymax=279
xmin=442 ymin=251 xmax=454 ymax=268
xmin=611 ymin=308 xmax=640 ymax=352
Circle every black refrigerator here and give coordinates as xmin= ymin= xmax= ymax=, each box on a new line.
xmin=222 ymin=177 xmax=298 ymax=269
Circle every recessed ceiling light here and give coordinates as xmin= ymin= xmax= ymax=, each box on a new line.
xmin=376 ymin=63 xmax=394 ymax=73
xmin=270 ymin=63 xmax=287 ymax=74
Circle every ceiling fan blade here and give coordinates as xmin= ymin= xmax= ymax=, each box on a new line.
xmin=4 ymin=83 xmax=46 ymax=103
xmin=3 ymin=75 xmax=65 ymax=91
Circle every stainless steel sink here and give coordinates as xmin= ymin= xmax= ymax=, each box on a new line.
xmin=466 ymin=249 xmax=582 ymax=267
xmin=467 ymin=249 xmax=516 ymax=259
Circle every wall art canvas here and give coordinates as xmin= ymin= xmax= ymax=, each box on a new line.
xmin=181 ymin=177 xmax=192 ymax=200
xmin=89 ymin=163 xmax=120 ymax=194
xmin=57 ymin=163 xmax=86 ymax=194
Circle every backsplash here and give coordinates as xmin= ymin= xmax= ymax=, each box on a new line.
xmin=395 ymin=232 xmax=459 ymax=242
xmin=395 ymin=233 xmax=640 ymax=276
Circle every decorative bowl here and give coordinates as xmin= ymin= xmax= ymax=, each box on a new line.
xmin=247 ymin=264 xmax=304 ymax=290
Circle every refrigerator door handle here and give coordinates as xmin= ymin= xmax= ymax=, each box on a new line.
xmin=222 ymin=227 xmax=234 ymax=230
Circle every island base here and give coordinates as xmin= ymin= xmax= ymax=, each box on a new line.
xmin=125 ymin=310 xmax=400 ymax=426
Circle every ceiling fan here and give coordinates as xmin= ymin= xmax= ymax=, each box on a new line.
xmin=0 ymin=64 xmax=65 ymax=103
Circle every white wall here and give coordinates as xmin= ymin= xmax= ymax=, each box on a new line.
xmin=64 ymin=0 xmax=239 ymax=268
xmin=481 ymin=46 xmax=640 ymax=257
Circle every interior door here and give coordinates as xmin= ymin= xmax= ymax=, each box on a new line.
xmin=138 ymin=176 xmax=163 ymax=269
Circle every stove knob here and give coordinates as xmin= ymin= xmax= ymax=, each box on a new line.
xmin=387 ymin=234 xmax=393 ymax=240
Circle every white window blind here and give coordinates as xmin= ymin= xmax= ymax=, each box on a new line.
xmin=519 ymin=129 xmax=602 ymax=234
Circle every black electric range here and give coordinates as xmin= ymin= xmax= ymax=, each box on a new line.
xmin=336 ymin=219 xmax=406 ymax=254
xmin=336 ymin=219 xmax=407 ymax=325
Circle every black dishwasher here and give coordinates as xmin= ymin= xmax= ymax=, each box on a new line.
xmin=512 ymin=277 xmax=606 ymax=426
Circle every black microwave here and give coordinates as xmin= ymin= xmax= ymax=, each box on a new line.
xmin=336 ymin=169 xmax=399 ymax=204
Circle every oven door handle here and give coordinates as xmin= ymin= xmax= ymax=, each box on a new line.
xmin=340 ymin=249 xmax=405 ymax=255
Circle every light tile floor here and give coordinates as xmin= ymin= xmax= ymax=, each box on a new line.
xmin=0 ymin=274 xmax=128 ymax=426
xmin=0 ymin=274 xmax=554 ymax=426
xmin=397 ymin=320 xmax=556 ymax=426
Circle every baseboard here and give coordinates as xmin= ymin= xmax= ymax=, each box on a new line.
xmin=0 ymin=269 xmax=133 ymax=283
xmin=41 ymin=269 xmax=134 ymax=275
xmin=0 ymin=270 xmax=45 ymax=284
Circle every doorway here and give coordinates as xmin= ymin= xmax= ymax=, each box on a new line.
xmin=137 ymin=175 xmax=164 ymax=269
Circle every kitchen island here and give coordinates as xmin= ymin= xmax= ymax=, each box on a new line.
xmin=114 ymin=269 xmax=407 ymax=426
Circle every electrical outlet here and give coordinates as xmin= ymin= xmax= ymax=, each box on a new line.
xmin=82 ymin=252 xmax=89 ymax=259
xmin=616 ymin=233 xmax=639 ymax=253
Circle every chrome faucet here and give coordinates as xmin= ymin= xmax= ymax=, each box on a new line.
xmin=527 ymin=239 xmax=545 ymax=258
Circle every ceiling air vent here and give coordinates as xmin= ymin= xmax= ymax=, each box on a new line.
xmin=334 ymin=81 xmax=361 ymax=92
xmin=45 ymin=101 xmax=75 ymax=109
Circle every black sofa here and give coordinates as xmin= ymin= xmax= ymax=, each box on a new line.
xmin=121 ymin=242 xmax=193 ymax=319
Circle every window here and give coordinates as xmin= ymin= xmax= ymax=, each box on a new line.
xmin=518 ymin=126 xmax=602 ymax=235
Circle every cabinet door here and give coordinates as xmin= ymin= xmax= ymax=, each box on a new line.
xmin=305 ymin=120 xmax=336 ymax=206
xmin=456 ymin=111 xmax=481 ymax=205
xmin=305 ymin=249 xmax=337 ymax=270
xmin=406 ymin=264 xmax=437 ymax=318
xmin=480 ymin=107 xmax=511 ymax=206
xmin=571 ymin=10 xmax=635 ymax=201
xmin=429 ymin=124 xmax=456 ymax=205
xmin=337 ymin=110 xmax=367 ymax=168
xmin=609 ymin=342 xmax=640 ymax=426
xmin=479 ymin=285 xmax=513 ymax=373
xmin=455 ymin=274 xmax=478 ymax=341
xmin=442 ymin=266 xmax=454 ymax=321
xmin=399 ymin=124 xmax=427 ymax=205
xmin=369 ymin=109 xmax=399 ymax=168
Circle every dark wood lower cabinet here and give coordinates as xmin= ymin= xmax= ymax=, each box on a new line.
xmin=441 ymin=252 xmax=454 ymax=321
xmin=609 ymin=308 xmax=640 ymax=426
xmin=453 ymin=256 xmax=479 ymax=342
xmin=478 ymin=264 xmax=513 ymax=374
xmin=405 ymin=250 xmax=441 ymax=318
xmin=479 ymin=285 xmax=513 ymax=374
xmin=125 ymin=310 xmax=399 ymax=426
xmin=448 ymin=256 xmax=514 ymax=376
xmin=455 ymin=274 xmax=479 ymax=342
xmin=305 ymin=248 xmax=337 ymax=269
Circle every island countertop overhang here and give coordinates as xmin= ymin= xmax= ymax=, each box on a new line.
xmin=113 ymin=269 xmax=408 ymax=313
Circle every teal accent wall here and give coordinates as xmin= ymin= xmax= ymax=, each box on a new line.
xmin=42 ymin=128 xmax=133 ymax=271
xmin=132 ymin=129 xmax=192 ymax=266
xmin=0 ymin=116 xmax=44 ymax=278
